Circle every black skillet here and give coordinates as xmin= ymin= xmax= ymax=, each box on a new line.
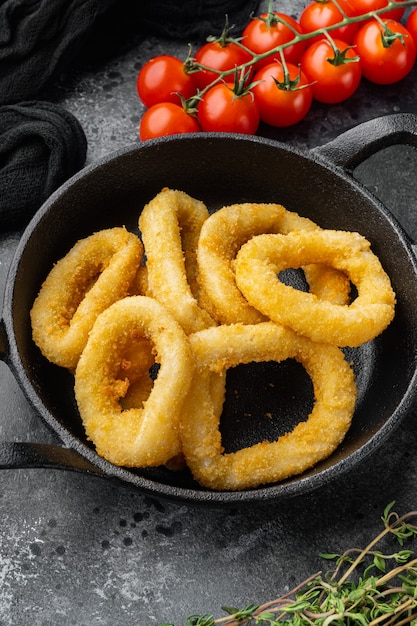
xmin=1 ymin=112 xmax=417 ymax=506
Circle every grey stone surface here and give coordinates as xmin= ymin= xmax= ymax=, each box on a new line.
xmin=1 ymin=1 xmax=417 ymax=624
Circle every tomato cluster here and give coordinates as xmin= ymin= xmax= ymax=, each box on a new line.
xmin=136 ymin=0 xmax=417 ymax=141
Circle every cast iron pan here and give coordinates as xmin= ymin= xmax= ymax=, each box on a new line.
xmin=1 ymin=113 xmax=417 ymax=506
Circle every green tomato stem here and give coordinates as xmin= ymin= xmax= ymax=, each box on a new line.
xmin=188 ymin=0 xmax=417 ymax=100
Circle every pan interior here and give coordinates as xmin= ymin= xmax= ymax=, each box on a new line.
xmin=7 ymin=134 xmax=417 ymax=497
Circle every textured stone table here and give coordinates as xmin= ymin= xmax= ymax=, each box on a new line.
xmin=1 ymin=1 xmax=417 ymax=624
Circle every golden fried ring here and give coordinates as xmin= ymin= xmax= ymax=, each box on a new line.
xmin=197 ymin=203 xmax=350 ymax=325
xmin=118 ymin=337 xmax=155 ymax=410
xmin=139 ymin=187 xmax=215 ymax=334
xmin=181 ymin=322 xmax=357 ymax=491
xmin=128 ymin=264 xmax=149 ymax=296
xmin=30 ymin=227 xmax=143 ymax=370
xmin=74 ymin=295 xmax=194 ymax=468
xmin=235 ymin=230 xmax=396 ymax=347
xmin=278 ymin=208 xmax=351 ymax=306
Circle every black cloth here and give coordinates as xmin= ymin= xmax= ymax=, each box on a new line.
xmin=0 ymin=0 xmax=115 ymax=106
xmin=0 ymin=101 xmax=87 ymax=229
xmin=0 ymin=0 xmax=261 ymax=105
xmin=0 ymin=0 xmax=259 ymax=228
xmin=138 ymin=0 xmax=261 ymax=40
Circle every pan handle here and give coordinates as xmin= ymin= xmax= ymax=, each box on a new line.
xmin=0 ymin=441 xmax=104 ymax=475
xmin=0 ymin=319 xmax=9 ymax=361
xmin=311 ymin=112 xmax=417 ymax=172
xmin=0 ymin=324 xmax=103 ymax=475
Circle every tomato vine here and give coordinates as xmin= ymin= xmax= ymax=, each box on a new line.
xmin=136 ymin=0 xmax=417 ymax=140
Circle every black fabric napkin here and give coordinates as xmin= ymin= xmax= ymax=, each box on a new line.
xmin=138 ymin=0 xmax=262 ymax=40
xmin=0 ymin=0 xmax=259 ymax=229
xmin=0 ymin=0 xmax=260 ymax=105
xmin=0 ymin=0 xmax=116 ymax=106
xmin=0 ymin=101 xmax=87 ymax=229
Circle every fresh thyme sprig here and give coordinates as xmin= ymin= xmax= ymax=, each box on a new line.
xmin=160 ymin=503 xmax=417 ymax=626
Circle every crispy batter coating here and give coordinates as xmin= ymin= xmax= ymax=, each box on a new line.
xmin=139 ymin=187 xmax=215 ymax=334
xmin=75 ymin=296 xmax=194 ymax=467
xmin=30 ymin=227 xmax=143 ymax=370
xmin=197 ymin=203 xmax=351 ymax=325
xmin=181 ymin=322 xmax=357 ymax=490
xmin=235 ymin=229 xmax=396 ymax=347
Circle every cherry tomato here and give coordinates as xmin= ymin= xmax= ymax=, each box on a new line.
xmin=193 ymin=40 xmax=252 ymax=90
xmin=252 ymin=62 xmax=313 ymax=127
xmin=139 ymin=102 xmax=200 ymax=141
xmin=406 ymin=9 xmax=417 ymax=48
xmin=242 ymin=12 xmax=306 ymax=69
xmin=301 ymin=38 xmax=362 ymax=103
xmin=136 ymin=55 xmax=197 ymax=108
xmin=299 ymin=0 xmax=359 ymax=44
xmin=197 ymin=83 xmax=260 ymax=134
xmin=354 ymin=19 xmax=416 ymax=84
xmin=349 ymin=0 xmax=404 ymax=22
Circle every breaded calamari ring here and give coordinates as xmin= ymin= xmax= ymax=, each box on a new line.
xmin=118 ymin=336 xmax=155 ymax=410
xmin=128 ymin=264 xmax=149 ymax=296
xmin=30 ymin=227 xmax=143 ymax=370
xmin=276 ymin=207 xmax=351 ymax=305
xmin=197 ymin=203 xmax=350 ymax=325
xmin=74 ymin=295 xmax=194 ymax=468
xmin=139 ymin=187 xmax=215 ymax=334
xmin=235 ymin=229 xmax=396 ymax=347
xmin=181 ymin=322 xmax=357 ymax=491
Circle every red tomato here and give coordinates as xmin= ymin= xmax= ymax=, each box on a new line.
xmin=301 ymin=38 xmax=362 ymax=103
xmin=193 ymin=40 xmax=253 ymax=90
xmin=139 ymin=102 xmax=200 ymax=141
xmin=349 ymin=0 xmax=404 ymax=22
xmin=242 ymin=12 xmax=306 ymax=69
xmin=354 ymin=19 xmax=416 ymax=84
xmin=299 ymin=0 xmax=359 ymax=44
xmin=136 ymin=55 xmax=197 ymax=108
xmin=252 ymin=62 xmax=313 ymax=127
xmin=197 ymin=83 xmax=260 ymax=134
xmin=406 ymin=9 xmax=417 ymax=48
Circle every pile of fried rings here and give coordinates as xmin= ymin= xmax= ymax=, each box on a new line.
xmin=30 ymin=188 xmax=396 ymax=491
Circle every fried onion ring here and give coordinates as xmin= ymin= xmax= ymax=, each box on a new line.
xmin=197 ymin=203 xmax=350 ymax=325
xmin=74 ymin=295 xmax=194 ymax=467
xmin=235 ymin=229 xmax=396 ymax=347
xmin=181 ymin=322 xmax=356 ymax=490
xmin=30 ymin=227 xmax=143 ymax=370
xmin=139 ymin=187 xmax=215 ymax=334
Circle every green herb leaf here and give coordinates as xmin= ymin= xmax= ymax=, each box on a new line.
xmin=160 ymin=504 xmax=417 ymax=626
